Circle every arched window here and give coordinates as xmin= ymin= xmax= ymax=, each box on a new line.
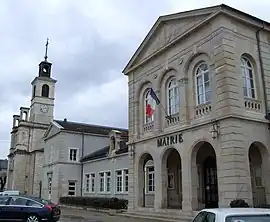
xmin=41 ymin=84 xmax=49 ymax=97
xmin=144 ymin=90 xmax=154 ymax=124
xmin=241 ymin=56 xmax=255 ymax=99
xmin=32 ymin=85 xmax=36 ymax=98
xmin=167 ymin=78 xmax=179 ymax=115
xmin=195 ymin=62 xmax=211 ymax=105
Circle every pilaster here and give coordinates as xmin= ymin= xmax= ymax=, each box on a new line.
xmin=154 ymin=159 xmax=162 ymax=209
xmin=218 ymin=119 xmax=253 ymax=207
xmin=154 ymin=90 xmax=161 ymax=134
xmin=213 ymin=32 xmax=243 ymax=117
xmin=179 ymin=77 xmax=188 ymax=124
xmin=181 ymin=155 xmax=193 ymax=211
xmin=128 ymin=144 xmax=136 ymax=210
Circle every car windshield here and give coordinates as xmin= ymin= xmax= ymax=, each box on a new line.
xmin=226 ymin=214 xmax=270 ymax=222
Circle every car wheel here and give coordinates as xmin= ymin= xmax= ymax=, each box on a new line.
xmin=26 ymin=214 xmax=40 ymax=222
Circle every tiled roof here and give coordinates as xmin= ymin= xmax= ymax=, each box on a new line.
xmin=0 ymin=159 xmax=8 ymax=170
xmin=80 ymin=140 xmax=128 ymax=162
xmin=80 ymin=146 xmax=110 ymax=162
xmin=54 ymin=119 xmax=128 ymax=136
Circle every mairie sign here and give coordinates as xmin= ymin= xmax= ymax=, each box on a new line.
xmin=157 ymin=133 xmax=183 ymax=147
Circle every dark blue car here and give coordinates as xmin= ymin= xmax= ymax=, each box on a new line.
xmin=0 ymin=195 xmax=61 ymax=221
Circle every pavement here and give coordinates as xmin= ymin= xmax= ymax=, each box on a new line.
xmin=59 ymin=206 xmax=156 ymax=222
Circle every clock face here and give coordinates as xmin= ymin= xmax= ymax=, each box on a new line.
xmin=40 ymin=104 xmax=49 ymax=113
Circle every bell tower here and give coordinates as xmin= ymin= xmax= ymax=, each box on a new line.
xmin=29 ymin=38 xmax=57 ymax=124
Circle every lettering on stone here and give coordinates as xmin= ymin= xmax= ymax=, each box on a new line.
xmin=157 ymin=133 xmax=183 ymax=147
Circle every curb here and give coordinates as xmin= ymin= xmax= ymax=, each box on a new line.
xmin=59 ymin=204 xmax=126 ymax=215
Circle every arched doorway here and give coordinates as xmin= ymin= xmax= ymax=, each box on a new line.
xmin=249 ymin=142 xmax=268 ymax=206
xmin=138 ymin=153 xmax=154 ymax=208
xmin=162 ymin=148 xmax=182 ymax=209
xmin=191 ymin=141 xmax=218 ymax=210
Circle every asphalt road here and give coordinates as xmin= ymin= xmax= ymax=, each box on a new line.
xmin=59 ymin=207 xmax=156 ymax=222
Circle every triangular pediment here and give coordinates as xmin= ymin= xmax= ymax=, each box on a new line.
xmin=123 ymin=5 xmax=222 ymax=73
xmin=43 ymin=121 xmax=61 ymax=140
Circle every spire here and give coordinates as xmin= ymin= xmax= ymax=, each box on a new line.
xmin=44 ymin=38 xmax=49 ymax=62
xmin=38 ymin=38 xmax=52 ymax=78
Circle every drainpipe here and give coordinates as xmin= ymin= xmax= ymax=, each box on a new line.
xmin=256 ymin=22 xmax=269 ymax=119
xmin=80 ymin=129 xmax=85 ymax=196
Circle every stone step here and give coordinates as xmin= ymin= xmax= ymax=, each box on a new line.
xmin=120 ymin=213 xmax=183 ymax=222
xmin=120 ymin=211 xmax=195 ymax=222
xmin=127 ymin=209 xmax=197 ymax=217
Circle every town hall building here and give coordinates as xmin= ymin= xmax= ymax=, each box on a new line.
xmin=123 ymin=4 xmax=270 ymax=216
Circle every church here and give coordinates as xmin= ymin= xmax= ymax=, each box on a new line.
xmin=123 ymin=3 xmax=270 ymax=217
xmin=6 ymin=41 xmax=130 ymax=204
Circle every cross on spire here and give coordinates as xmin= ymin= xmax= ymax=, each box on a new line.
xmin=44 ymin=38 xmax=49 ymax=61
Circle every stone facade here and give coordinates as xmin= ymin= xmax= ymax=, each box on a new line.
xmin=42 ymin=120 xmax=129 ymax=203
xmin=6 ymin=53 xmax=130 ymax=203
xmin=6 ymin=56 xmax=56 ymax=196
xmin=123 ymin=4 xmax=270 ymax=212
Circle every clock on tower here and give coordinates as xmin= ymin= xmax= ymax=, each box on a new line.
xmin=29 ymin=38 xmax=57 ymax=124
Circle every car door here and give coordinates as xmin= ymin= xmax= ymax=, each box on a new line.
xmin=0 ymin=196 xmax=11 ymax=221
xmin=5 ymin=196 xmax=28 ymax=220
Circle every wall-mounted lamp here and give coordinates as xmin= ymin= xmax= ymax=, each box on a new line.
xmin=210 ymin=120 xmax=220 ymax=139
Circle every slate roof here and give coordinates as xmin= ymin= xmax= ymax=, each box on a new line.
xmin=0 ymin=159 xmax=8 ymax=170
xmin=54 ymin=119 xmax=128 ymax=135
xmin=80 ymin=137 xmax=129 ymax=162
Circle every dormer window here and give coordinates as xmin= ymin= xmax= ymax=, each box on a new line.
xmin=110 ymin=136 xmax=116 ymax=151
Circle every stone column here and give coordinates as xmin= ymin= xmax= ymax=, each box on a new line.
xmin=136 ymin=156 xmax=144 ymax=208
xmin=154 ymin=158 xmax=163 ymax=209
xmin=161 ymin=166 xmax=168 ymax=208
xmin=181 ymin=156 xmax=193 ymax=211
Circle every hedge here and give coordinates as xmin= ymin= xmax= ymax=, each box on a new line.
xmin=255 ymin=204 xmax=270 ymax=208
xmin=230 ymin=199 xmax=249 ymax=208
xmin=59 ymin=196 xmax=128 ymax=210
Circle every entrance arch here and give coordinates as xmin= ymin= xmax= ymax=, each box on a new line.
xmin=248 ymin=142 xmax=269 ymax=206
xmin=161 ymin=148 xmax=182 ymax=209
xmin=191 ymin=141 xmax=218 ymax=210
xmin=138 ymin=153 xmax=155 ymax=208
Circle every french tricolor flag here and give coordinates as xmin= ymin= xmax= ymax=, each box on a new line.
xmin=146 ymin=88 xmax=160 ymax=118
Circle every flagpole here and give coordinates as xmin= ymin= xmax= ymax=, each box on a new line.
xmin=149 ymin=88 xmax=171 ymax=120
xmin=160 ymin=102 xmax=171 ymax=120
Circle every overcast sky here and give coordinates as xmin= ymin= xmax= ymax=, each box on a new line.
xmin=0 ymin=0 xmax=269 ymax=159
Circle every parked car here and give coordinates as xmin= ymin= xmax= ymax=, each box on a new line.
xmin=192 ymin=208 xmax=270 ymax=222
xmin=0 ymin=195 xmax=61 ymax=222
